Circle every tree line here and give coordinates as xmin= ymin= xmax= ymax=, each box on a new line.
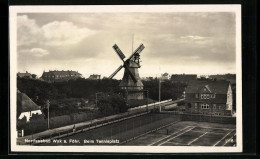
xmin=18 ymin=78 xmax=186 ymax=103
xmin=17 ymin=77 xmax=186 ymax=116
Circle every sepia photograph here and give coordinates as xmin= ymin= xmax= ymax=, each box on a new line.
xmin=9 ymin=5 xmax=242 ymax=153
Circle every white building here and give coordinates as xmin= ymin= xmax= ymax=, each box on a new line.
xmin=17 ymin=90 xmax=43 ymax=122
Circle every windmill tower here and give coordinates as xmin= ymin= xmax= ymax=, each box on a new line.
xmin=109 ymin=43 xmax=145 ymax=100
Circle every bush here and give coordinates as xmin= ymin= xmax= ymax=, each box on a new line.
xmin=50 ymin=115 xmax=71 ymax=128
xmin=18 ymin=119 xmax=48 ymax=136
xmin=70 ymin=112 xmax=88 ymax=123
xmin=97 ymin=93 xmax=127 ymax=115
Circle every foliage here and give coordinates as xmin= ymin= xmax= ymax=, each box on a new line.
xmin=17 ymin=77 xmax=186 ymax=118
xmin=96 ymin=92 xmax=127 ymax=115
xmin=143 ymin=79 xmax=187 ymax=101
xmin=127 ymin=98 xmax=155 ymax=108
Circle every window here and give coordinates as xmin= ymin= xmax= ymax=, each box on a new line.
xmin=201 ymin=94 xmax=211 ymax=99
xmin=201 ymin=103 xmax=209 ymax=109
xmin=194 ymin=103 xmax=197 ymax=109
xmin=226 ymin=104 xmax=229 ymax=109
xmin=213 ymin=104 xmax=216 ymax=109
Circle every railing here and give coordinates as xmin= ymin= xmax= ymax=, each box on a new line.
xmin=31 ymin=111 xmax=150 ymax=145
xmin=180 ymin=113 xmax=236 ymax=124
xmin=127 ymin=98 xmax=184 ymax=111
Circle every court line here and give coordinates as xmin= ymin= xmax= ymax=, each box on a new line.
xmin=191 ymin=130 xmax=226 ymax=135
xmin=197 ymin=126 xmax=232 ymax=131
xmin=223 ymin=133 xmax=236 ymax=146
xmin=158 ymin=127 xmax=195 ymax=146
xmin=187 ymin=132 xmax=208 ymax=145
xmin=165 ymin=141 xmax=187 ymax=145
xmin=148 ymin=126 xmax=192 ymax=146
xmin=119 ymin=120 xmax=181 ymax=145
xmin=213 ymin=129 xmax=234 ymax=146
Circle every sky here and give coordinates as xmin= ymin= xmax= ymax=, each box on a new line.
xmin=17 ymin=12 xmax=236 ymax=79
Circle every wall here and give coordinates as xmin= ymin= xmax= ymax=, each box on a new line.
xmin=18 ymin=110 xmax=42 ymax=122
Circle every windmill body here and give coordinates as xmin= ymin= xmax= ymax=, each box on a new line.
xmin=109 ymin=44 xmax=145 ymax=100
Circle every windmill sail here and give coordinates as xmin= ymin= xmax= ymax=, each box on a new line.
xmin=108 ymin=65 xmax=123 ymax=79
xmin=127 ymin=44 xmax=145 ymax=60
xmin=124 ymin=64 xmax=137 ymax=83
xmin=113 ymin=44 xmax=126 ymax=60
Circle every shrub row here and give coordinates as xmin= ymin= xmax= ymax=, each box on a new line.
xmin=18 ymin=112 xmax=92 ymax=136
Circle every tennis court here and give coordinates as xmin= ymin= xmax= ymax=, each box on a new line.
xmin=123 ymin=121 xmax=236 ymax=146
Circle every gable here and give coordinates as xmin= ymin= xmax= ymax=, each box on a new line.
xmin=186 ymin=80 xmax=229 ymax=94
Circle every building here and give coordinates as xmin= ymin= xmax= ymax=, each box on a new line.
xmin=209 ymin=74 xmax=236 ymax=84
xmin=17 ymin=71 xmax=32 ymax=78
xmin=161 ymin=73 xmax=170 ymax=81
xmin=41 ymin=70 xmax=82 ymax=82
xmin=17 ymin=90 xmax=43 ymax=122
xmin=141 ymin=77 xmax=154 ymax=81
xmin=88 ymin=74 xmax=101 ymax=80
xmin=171 ymin=74 xmax=197 ymax=84
xmin=185 ymin=80 xmax=233 ymax=116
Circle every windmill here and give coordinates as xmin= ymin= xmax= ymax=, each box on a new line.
xmin=109 ymin=43 xmax=145 ymax=100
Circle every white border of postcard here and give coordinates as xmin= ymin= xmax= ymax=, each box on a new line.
xmin=10 ymin=5 xmax=242 ymax=153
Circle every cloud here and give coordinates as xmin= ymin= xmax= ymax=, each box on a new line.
xmin=180 ymin=35 xmax=207 ymax=40
xmin=20 ymin=48 xmax=50 ymax=57
xmin=17 ymin=15 xmax=43 ymax=46
xmin=17 ymin=12 xmax=236 ymax=76
xmin=29 ymin=48 xmax=50 ymax=57
xmin=17 ymin=15 xmax=96 ymax=47
xmin=42 ymin=21 xmax=96 ymax=46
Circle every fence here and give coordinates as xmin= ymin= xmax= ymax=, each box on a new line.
xmin=56 ymin=113 xmax=181 ymax=145
xmin=180 ymin=113 xmax=236 ymax=124
xmin=127 ymin=98 xmax=185 ymax=112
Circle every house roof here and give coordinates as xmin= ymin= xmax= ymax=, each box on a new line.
xmin=89 ymin=74 xmax=101 ymax=79
xmin=17 ymin=72 xmax=32 ymax=77
xmin=42 ymin=70 xmax=82 ymax=77
xmin=171 ymin=74 xmax=197 ymax=81
xmin=162 ymin=73 xmax=169 ymax=76
xmin=17 ymin=91 xmax=41 ymax=114
xmin=185 ymin=80 xmax=230 ymax=104
xmin=186 ymin=80 xmax=230 ymax=94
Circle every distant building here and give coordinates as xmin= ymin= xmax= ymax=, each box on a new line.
xmin=141 ymin=77 xmax=154 ymax=81
xmin=185 ymin=80 xmax=233 ymax=116
xmin=17 ymin=71 xmax=32 ymax=79
xmin=88 ymin=74 xmax=101 ymax=80
xmin=171 ymin=74 xmax=197 ymax=84
xmin=17 ymin=90 xmax=43 ymax=122
xmin=41 ymin=70 xmax=82 ymax=82
xmin=209 ymin=74 xmax=236 ymax=84
xmin=161 ymin=73 xmax=170 ymax=81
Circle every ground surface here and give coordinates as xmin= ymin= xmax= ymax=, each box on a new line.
xmin=38 ymin=113 xmax=235 ymax=146
xmin=122 ymin=121 xmax=236 ymax=146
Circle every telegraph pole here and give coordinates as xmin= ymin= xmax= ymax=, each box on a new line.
xmin=159 ymin=78 xmax=161 ymax=112
xmin=47 ymin=100 xmax=50 ymax=129
xmin=132 ymin=34 xmax=134 ymax=53
xmin=96 ymin=93 xmax=98 ymax=107
xmin=146 ymin=90 xmax=149 ymax=112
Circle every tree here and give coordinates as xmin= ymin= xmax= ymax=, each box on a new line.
xmin=31 ymin=74 xmax=37 ymax=79
xmin=96 ymin=92 xmax=127 ymax=115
